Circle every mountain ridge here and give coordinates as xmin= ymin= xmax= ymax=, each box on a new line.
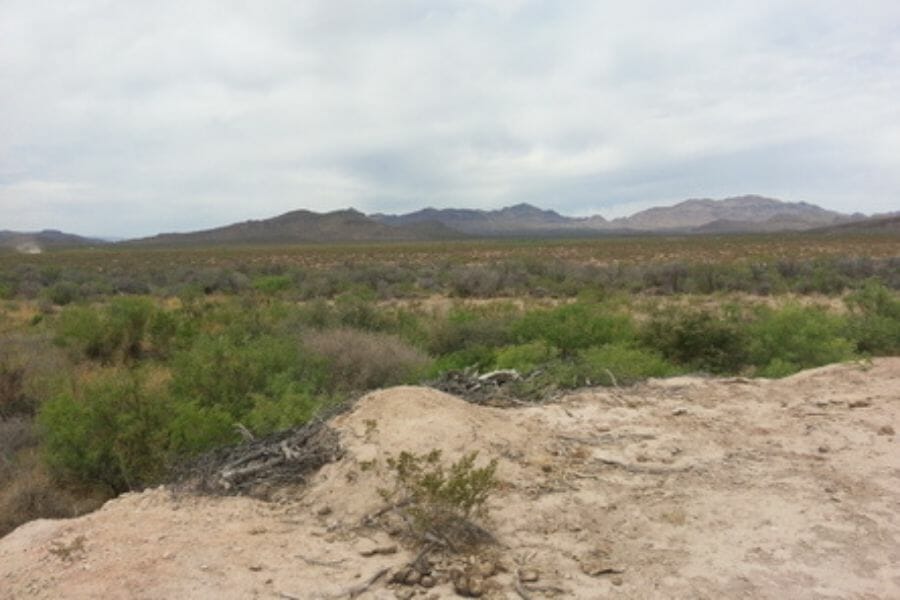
xmin=0 ymin=230 xmax=106 ymax=253
xmin=122 ymin=208 xmax=463 ymax=247
xmin=5 ymin=196 xmax=886 ymax=248
xmin=373 ymin=195 xmax=857 ymax=236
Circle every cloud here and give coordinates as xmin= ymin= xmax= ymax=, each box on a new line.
xmin=1 ymin=0 xmax=898 ymax=236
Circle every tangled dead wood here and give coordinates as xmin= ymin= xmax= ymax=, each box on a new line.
xmin=428 ymin=368 xmax=524 ymax=404
xmin=173 ymin=419 xmax=344 ymax=497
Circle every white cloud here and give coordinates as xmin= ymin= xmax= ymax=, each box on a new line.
xmin=1 ymin=0 xmax=898 ymax=236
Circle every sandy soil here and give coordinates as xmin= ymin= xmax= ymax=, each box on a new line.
xmin=1 ymin=358 xmax=898 ymax=599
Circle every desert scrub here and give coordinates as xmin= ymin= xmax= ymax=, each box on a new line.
xmin=748 ymin=304 xmax=856 ymax=377
xmin=383 ymin=449 xmax=498 ymax=549
xmin=55 ymin=297 xmax=158 ymax=364
xmin=39 ymin=369 xmax=172 ymax=493
xmin=303 ymin=327 xmax=430 ymax=392
xmin=642 ymin=307 xmax=749 ymax=374
xmin=845 ymin=280 xmax=900 ymax=355
xmin=511 ymin=302 xmax=635 ymax=355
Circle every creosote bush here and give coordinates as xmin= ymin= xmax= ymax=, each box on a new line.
xmin=39 ymin=369 xmax=172 ymax=493
xmin=56 ymin=297 xmax=158 ymax=363
xmin=383 ymin=449 xmax=498 ymax=548
xmin=643 ymin=308 xmax=749 ymax=374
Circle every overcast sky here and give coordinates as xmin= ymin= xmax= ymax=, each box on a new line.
xmin=2 ymin=1 xmax=899 ymax=237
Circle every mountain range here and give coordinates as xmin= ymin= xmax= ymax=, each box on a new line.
xmin=0 ymin=230 xmax=105 ymax=253
xmin=3 ymin=196 xmax=893 ymax=250
xmin=372 ymin=195 xmax=861 ymax=235
xmin=123 ymin=209 xmax=460 ymax=247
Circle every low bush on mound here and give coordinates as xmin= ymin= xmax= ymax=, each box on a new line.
xmin=382 ymin=449 xmax=498 ymax=549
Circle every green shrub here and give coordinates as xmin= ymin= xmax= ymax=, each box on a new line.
xmin=44 ymin=282 xmax=81 ymax=306
xmin=0 ymin=333 xmax=70 ymax=418
xmin=512 ymin=303 xmax=634 ymax=355
xmin=244 ymin=389 xmax=330 ymax=436
xmin=748 ymin=305 xmax=856 ymax=377
xmin=383 ymin=450 xmax=498 ymax=548
xmin=170 ymin=333 xmax=319 ymax=417
xmin=426 ymin=306 xmax=516 ymax=356
xmin=428 ymin=347 xmax=498 ymax=375
xmin=332 ymin=289 xmax=391 ymax=330
xmin=166 ymin=401 xmax=237 ymax=456
xmin=146 ymin=309 xmax=182 ymax=358
xmin=575 ymin=343 xmax=678 ymax=386
xmin=56 ymin=297 xmax=157 ymax=363
xmin=845 ymin=281 xmax=900 ymax=354
xmin=106 ymin=297 xmax=156 ymax=359
xmin=494 ymin=341 xmax=558 ymax=373
xmin=39 ymin=370 xmax=172 ymax=493
xmin=253 ymin=275 xmax=293 ymax=295
xmin=643 ymin=308 xmax=749 ymax=373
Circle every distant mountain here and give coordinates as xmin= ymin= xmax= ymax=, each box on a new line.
xmin=0 ymin=230 xmax=106 ymax=253
xmin=12 ymin=196 xmax=868 ymax=250
xmin=371 ymin=203 xmax=605 ymax=236
xmin=809 ymin=213 xmax=900 ymax=234
xmin=372 ymin=196 xmax=855 ymax=236
xmin=123 ymin=208 xmax=463 ymax=247
xmin=608 ymin=195 xmax=852 ymax=232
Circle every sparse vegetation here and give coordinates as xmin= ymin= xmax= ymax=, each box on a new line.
xmin=0 ymin=234 xmax=897 ymax=537
xmin=382 ymin=450 xmax=498 ymax=549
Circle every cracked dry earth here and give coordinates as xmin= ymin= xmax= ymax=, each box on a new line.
xmin=1 ymin=358 xmax=898 ymax=599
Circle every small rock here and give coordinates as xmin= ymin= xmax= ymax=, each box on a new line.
xmin=818 ymin=446 xmax=829 ymax=454
xmin=671 ymin=407 xmax=688 ymax=416
xmin=249 ymin=565 xmax=263 ymax=572
xmin=519 ymin=569 xmax=539 ymax=583
xmin=403 ymin=569 xmax=421 ymax=585
xmin=390 ymin=568 xmax=412 ymax=584
xmin=394 ymin=590 xmax=415 ymax=600
xmin=611 ymin=576 xmax=624 ymax=586
xmin=316 ymin=506 xmax=333 ymax=517
xmin=451 ymin=570 xmax=484 ymax=597
xmin=420 ymin=575 xmax=435 ymax=588
xmin=878 ymin=425 xmax=895 ymax=436
xmin=359 ymin=543 xmax=398 ymax=557
xmin=476 ymin=561 xmax=496 ymax=577
xmin=848 ymin=400 xmax=871 ymax=409
xmin=466 ymin=577 xmax=485 ymax=597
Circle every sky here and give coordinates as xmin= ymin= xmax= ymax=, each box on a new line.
xmin=1 ymin=1 xmax=899 ymax=237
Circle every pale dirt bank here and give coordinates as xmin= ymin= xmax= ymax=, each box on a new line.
xmin=1 ymin=359 xmax=898 ymax=599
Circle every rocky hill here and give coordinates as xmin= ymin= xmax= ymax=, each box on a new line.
xmin=607 ymin=195 xmax=854 ymax=231
xmin=372 ymin=203 xmax=607 ymax=236
xmin=0 ymin=230 xmax=105 ymax=253
xmin=373 ymin=195 xmax=857 ymax=236
xmin=123 ymin=209 xmax=462 ymax=247
xmin=810 ymin=213 xmax=900 ymax=234
xmin=12 ymin=196 xmax=868 ymax=249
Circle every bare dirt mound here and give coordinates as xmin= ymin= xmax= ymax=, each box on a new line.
xmin=1 ymin=359 xmax=898 ymax=599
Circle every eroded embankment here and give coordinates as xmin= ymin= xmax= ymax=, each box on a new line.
xmin=1 ymin=359 xmax=898 ymax=599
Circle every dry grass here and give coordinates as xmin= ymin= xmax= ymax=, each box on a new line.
xmin=0 ymin=446 xmax=109 ymax=538
xmin=304 ymin=328 xmax=429 ymax=392
xmin=1 ymin=417 xmax=109 ymax=538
